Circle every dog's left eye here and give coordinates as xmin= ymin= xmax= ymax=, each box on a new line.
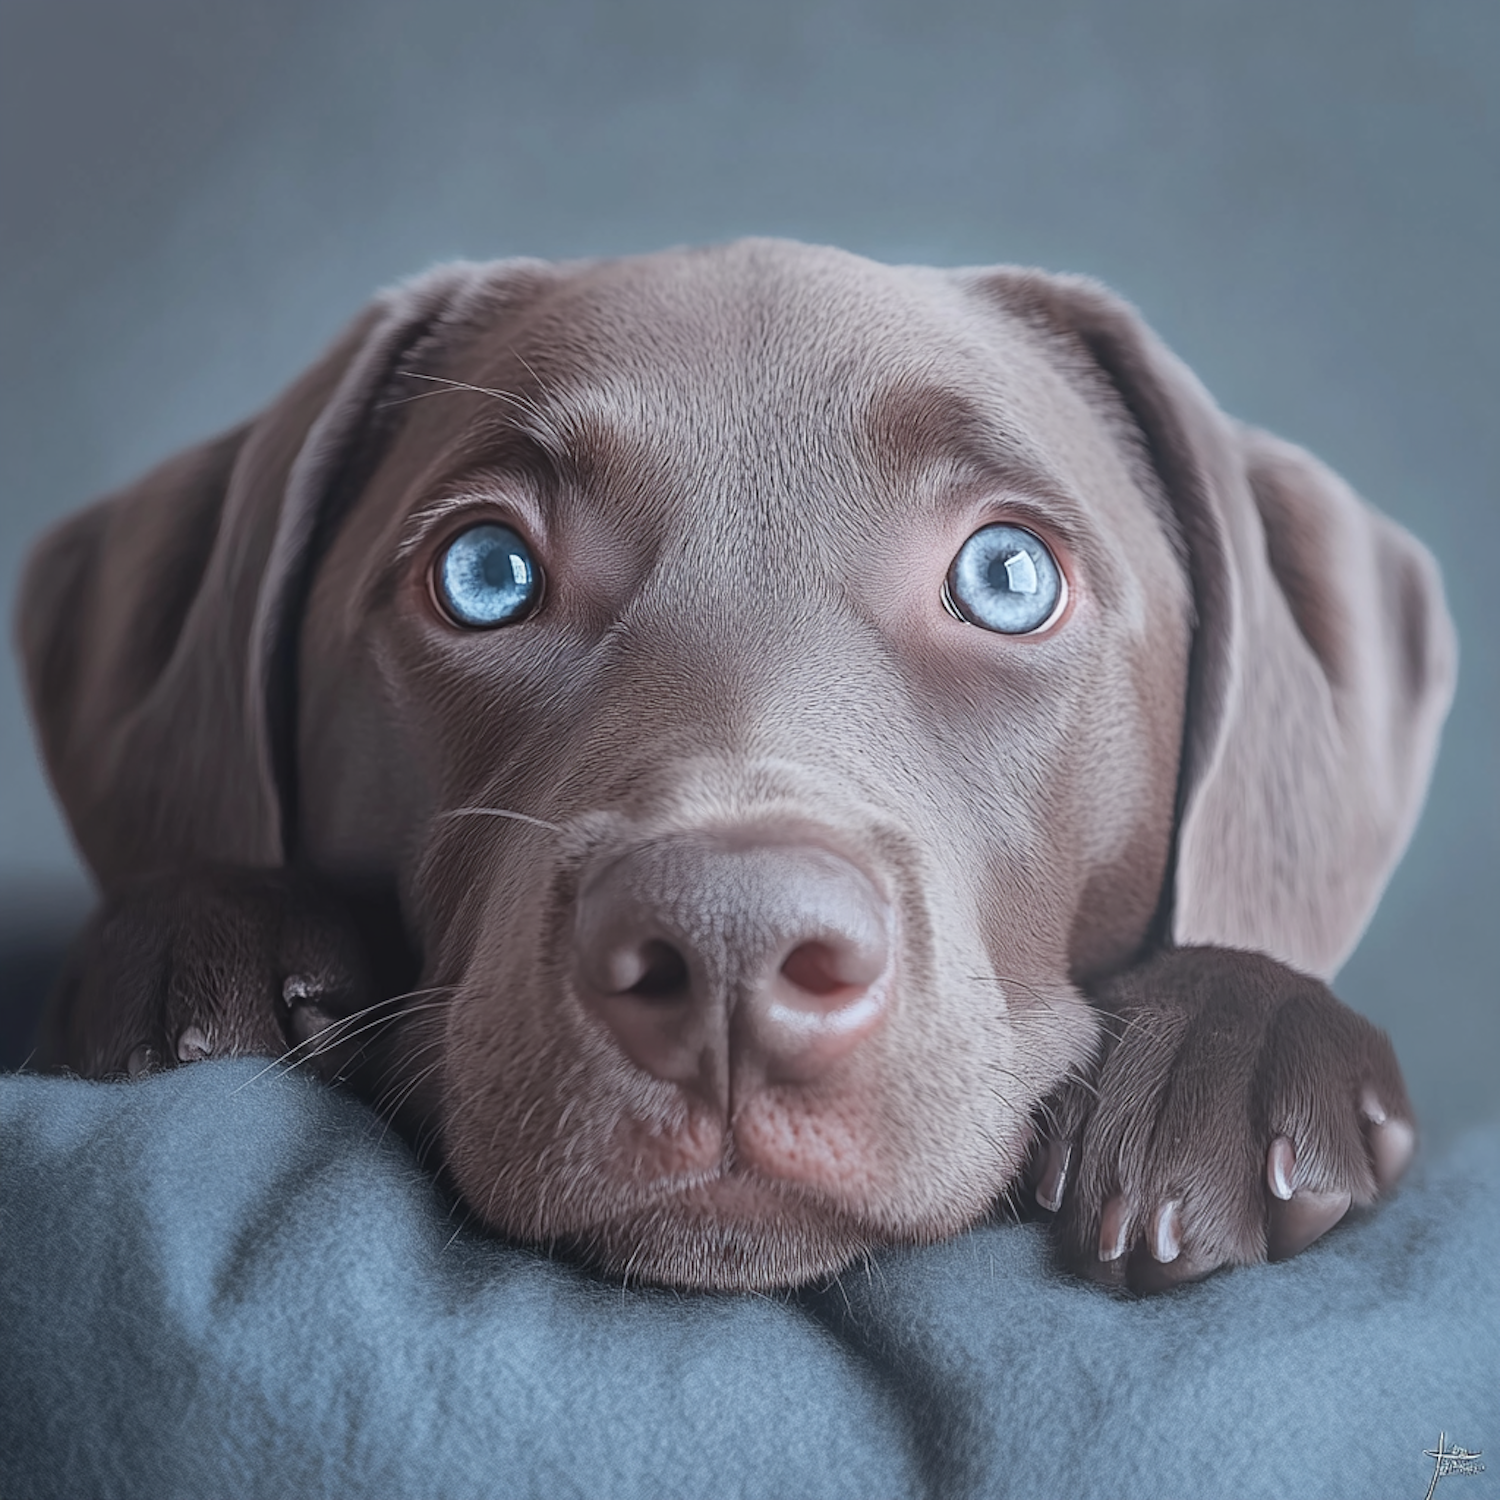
xmin=433 ymin=523 xmax=540 ymax=627
xmin=944 ymin=524 xmax=1065 ymax=634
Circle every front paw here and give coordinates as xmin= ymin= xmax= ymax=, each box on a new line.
xmin=1033 ymin=947 xmax=1415 ymax=1292
xmin=41 ymin=866 xmax=373 ymax=1081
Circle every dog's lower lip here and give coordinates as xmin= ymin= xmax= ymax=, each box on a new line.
xmin=563 ymin=1175 xmax=877 ymax=1292
xmin=616 ymin=1162 xmax=845 ymax=1225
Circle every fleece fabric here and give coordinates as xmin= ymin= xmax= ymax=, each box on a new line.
xmin=1 ymin=1059 xmax=1495 ymax=1500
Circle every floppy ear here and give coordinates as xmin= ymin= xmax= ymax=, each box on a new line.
xmin=973 ymin=270 xmax=1457 ymax=980
xmin=16 ymin=262 xmax=496 ymax=891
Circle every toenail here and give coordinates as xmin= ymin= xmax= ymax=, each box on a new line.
xmin=1099 ymin=1197 xmax=1130 ymax=1262
xmin=176 ymin=1026 xmax=213 ymax=1063
xmin=1152 ymin=1200 xmax=1182 ymax=1263
xmin=126 ymin=1044 xmax=156 ymax=1079
xmin=1036 ymin=1140 xmax=1071 ymax=1212
xmin=1268 ymin=1136 xmax=1297 ymax=1201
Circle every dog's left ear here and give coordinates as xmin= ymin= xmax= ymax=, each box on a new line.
xmin=969 ymin=270 xmax=1457 ymax=979
xmin=16 ymin=262 xmax=501 ymax=889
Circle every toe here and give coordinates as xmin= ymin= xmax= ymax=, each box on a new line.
xmin=175 ymin=1025 xmax=213 ymax=1063
xmin=1264 ymin=1135 xmax=1353 ymax=1258
xmin=1361 ymin=1090 xmax=1415 ymax=1190
xmin=288 ymin=1002 xmax=339 ymax=1049
xmin=1124 ymin=1201 xmax=1231 ymax=1292
xmin=1067 ymin=1193 xmax=1134 ymax=1286
xmin=1267 ymin=1186 xmax=1352 ymax=1260
xmin=1369 ymin=1118 xmax=1415 ymax=1191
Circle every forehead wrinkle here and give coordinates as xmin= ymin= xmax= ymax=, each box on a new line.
xmin=860 ymin=376 xmax=1111 ymax=557
xmin=441 ymin=254 xmax=956 ymax=527
xmin=462 ymin=313 xmax=709 ymax=509
xmin=394 ymin=337 xmax=683 ymax=536
xmin=478 ymin=256 xmax=920 ymax=507
xmin=864 ymin=378 xmax=1065 ymax=494
xmin=421 ymin=265 xmax=1131 ymax=570
xmin=500 ymin=355 xmax=848 ymax=542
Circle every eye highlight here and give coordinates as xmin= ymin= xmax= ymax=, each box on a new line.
xmin=433 ymin=523 xmax=540 ymax=628
xmin=945 ymin=523 xmax=1065 ymax=634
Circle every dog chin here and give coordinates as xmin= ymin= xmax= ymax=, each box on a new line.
xmin=554 ymin=1177 xmax=889 ymax=1291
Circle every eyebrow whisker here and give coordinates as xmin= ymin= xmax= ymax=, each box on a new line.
xmin=511 ymin=348 xmax=564 ymax=408
xmin=391 ymin=371 xmax=568 ymax=454
xmin=435 ymin=806 xmax=565 ymax=834
xmin=395 ymin=370 xmax=535 ymax=405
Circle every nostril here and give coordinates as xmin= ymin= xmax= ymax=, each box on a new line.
xmin=624 ymin=940 xmax=690 ymax=1000
xmin=575 ymin=833 xmax=895 ymax=1090
xmin=780 ymin=941 xmax=853 ymax=998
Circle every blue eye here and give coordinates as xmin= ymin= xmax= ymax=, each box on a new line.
xmin=434 ymin=523 xmax=540 ymax=628
xmin=945 ymin=524 xmax=1064 ymax=634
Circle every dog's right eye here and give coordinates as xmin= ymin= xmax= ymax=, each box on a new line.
xmin=433 ymin=523 xmax=540 ymax=628
xmin=944 ymin=523 xmax=1065 ymax=634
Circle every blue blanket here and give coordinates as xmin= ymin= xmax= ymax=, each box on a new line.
xmin=2 ymin=1061 xmax=1495 ymax=1499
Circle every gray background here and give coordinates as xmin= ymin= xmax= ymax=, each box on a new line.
xmin=2 ymin=0 xmax=1495 ymax=1141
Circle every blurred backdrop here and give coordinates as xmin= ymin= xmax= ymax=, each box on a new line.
xmin=2 ymin=0 xmax=1495 ymax=1138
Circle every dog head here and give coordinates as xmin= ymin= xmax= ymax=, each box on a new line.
xmin=19 ymin=240 xmax=1454 ymax=1288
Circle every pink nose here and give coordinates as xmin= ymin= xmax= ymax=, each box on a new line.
xmin=572 ymin=834 xmax=893 ymax=1096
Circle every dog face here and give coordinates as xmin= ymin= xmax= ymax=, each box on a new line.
xmin=19 ymin=241 xmax=1454 ymax=1290
xmin=295 ymin=244 xmax=1187 ymax=1284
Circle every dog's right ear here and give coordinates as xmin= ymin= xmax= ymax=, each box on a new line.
xmin=15 ymin=263 xmax=515 ymax=891
xmin=968 ymin=269 xmax=1457 ymax=980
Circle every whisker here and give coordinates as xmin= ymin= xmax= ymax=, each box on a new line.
xmin=226 ymin=1007 xmax=389 ymax=1093
xmin=378 ymin=386 xmax=477 ymax=409
xmin=1058 ymin=1063 xmax=1102 ymax=1101
xmin=229 ymin=988 xmax=456 ymax=1092
xmin=1024 ymin=1093 xmax=1062 ymax=1135
xmin=371 ymin=1023 xmax=450 ymax=1081
xmin=387 ymin=372 xmax=568 ymax=452
xmin=391 ymin=370 xmax=537 ymax=409
xmin=967 ymin=972 xmax=1072 ymax=1013
xmin=434 ymin=806 xmax=564 ymax=834
xmin=511 ymin=348 xmax=563 ymax=408
xmin=376 ymin=1053 xmax=450 ymax=1127
xmin=296 ymin=995 xmax=453 ymax=1059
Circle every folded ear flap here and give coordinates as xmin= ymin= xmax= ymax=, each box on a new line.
xmin=17 ymin=263 xmax=491 ymax=891
xmin=977 ymin=271 xmax=1457 ymax=979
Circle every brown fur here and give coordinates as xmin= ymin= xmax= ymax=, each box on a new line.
xmin=18 ymin=241 xmax=1454 ymax=1291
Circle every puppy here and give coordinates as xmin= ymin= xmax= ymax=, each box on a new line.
xmin=19 ymin=240 xmax=1454 ymax=1292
